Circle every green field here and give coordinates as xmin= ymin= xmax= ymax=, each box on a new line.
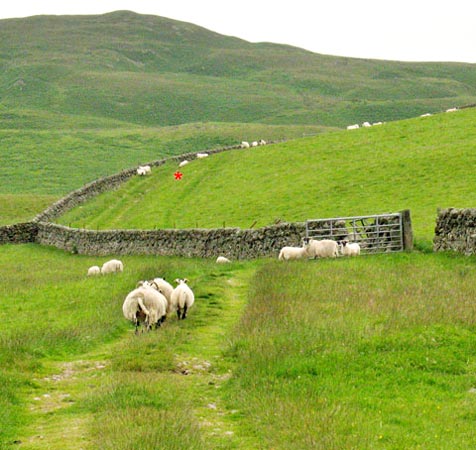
xmin=57 ymin=107 xmax=476 ymax=248
xmin=2 ymin=10 xmax=476 ymax=449
xmin=2 ymin=245 xmax=476 ymax=448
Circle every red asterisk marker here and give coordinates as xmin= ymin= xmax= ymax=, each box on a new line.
xmin=174 ymin=171 xmax=183 ymax=180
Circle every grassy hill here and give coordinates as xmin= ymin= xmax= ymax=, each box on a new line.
xmin=57 ymin=107 xmax=476 ymax=247
xmin=1 ymin=10 xmax=476 ymax=129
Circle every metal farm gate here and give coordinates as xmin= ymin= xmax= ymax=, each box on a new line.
xmin=305 ymin=212 xmax=409 ymax=255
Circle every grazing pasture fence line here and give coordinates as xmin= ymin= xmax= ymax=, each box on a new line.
xmin=434 ymin=207 xmax=476 ymax=255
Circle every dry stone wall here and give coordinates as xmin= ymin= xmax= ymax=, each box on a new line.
xmin=434 ymin=208 xmax=476 ymax=255
xmin=0 ymin=222 xmax=38 ymax=244
xmin=34 ymin=221 xmax=307 ymax=259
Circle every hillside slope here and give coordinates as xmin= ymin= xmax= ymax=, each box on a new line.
xmin=57 ymin=107 xmax=476 ymax=244
xmin=1 ymin=10 xmax=476 ymax=128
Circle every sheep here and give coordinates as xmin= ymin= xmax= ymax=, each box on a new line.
xmin=251 ymin=141 xmax=258 ymax=147
xmin=258 ymin=139 xmax=267 ymax=145
xmin=122 ymin=285 xmax=167 ymax=333
xmin=87 ymin=265 xmax=101 ymax=276
xmin=347 ymin=124 xmax=359 ymax=130
xmin=240 ymin=141 xmax=250 ymax=149
xmin=101 ymin=259 xmax=123 ymax=274
xmin=446 ymin=107 xmax=458 ymax=113
xmin=339 ymin=241 xmax=361 ymax=257
xmin=137 ymin=165 xmax=151 ymax=175
xmin=420 ymin=113 xmax=432 ymax=117
xmin=179 ymin=160 xmax=189 ymax=168
xmin=170 ymin=278 xmax=195 ymax=320
xmin=278 ymin=241 xmax=311 ymax=261
xmin=372 ymin=121 xmax=383 ymax=126
xmin=216 ymin=256 xmax=231 ymax=264
xmin=307 ymin=239 xmax=339 ymax=259
xmin=149 ymin=278 xmax=174 ymax=315
xmin=362 ymin=121 xmax=372 ymax=127
xmin=196 ymin=152 xmax=209 ymax=159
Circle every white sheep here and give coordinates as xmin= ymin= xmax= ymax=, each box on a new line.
xmin=87 ymin=265 xmax=101 ymax=276
xmin=347 ymin=124 xmax=359 ymax=130
xmin=179 ymin=160 xmax=189 ymax=167
xmin=278 ymin=241 xmax=311 ymax=261
xmin=149 ymin=278 xmax=175 ymax=315
xmin=420 ymin=113 xmax=432 ymax=117
xmin=122 ymin=285 xmax=167 ymax=333
xmin=362 ymin=121 xmax=372 ymax=127
xmin=101 ymin=259 xmax=124 ymax=274
xmin=196 ymin=153 xmax=209 ymax=159
xmin=240 ymin=141 xmax=250 ymax=149
xmin=137 ymin=167 xmax=146 ymax=176
xmin=372 ymin=121 xmax=383 ymax=126
xmin=251 ymin=141 xmax=258 ymax=147
xmin=216 ymin=256 xmax=231 ymax=264
xmin=258 ymin=139 xmax=267 ymax=145
xmin=446 ymin=107 xmax=458 ymax=113
xmin=308 ymin=239 xmax=339 ymax=259
xmin=171 ymin=278 xmax=195 ymax=320
xmin=339 ymin=241 xmax=361 ymax=257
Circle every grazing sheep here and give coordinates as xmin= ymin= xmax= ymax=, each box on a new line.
xmin=241 ymin=141 xmax=250 ymax=149
xmin=258 ymin=139 xmax=267 ymax=145
xmin=87 ymin=265 xmax=101 ymax=276
xmin=171 ymin=278 xmax=195 ymax=320
xmin=362 ymin=121 xmax=372 ymax=127
xmin=149 ymin=278 xmax=175 ymax=315
xmin=101 ymin=259 xmax=124 ymax=274
xmin=372 ymin=121 xmax=383 ymax=125
xmin=308 ymin=239 xmax=339 ymax=259
xmin=216 ymin=256 xmax=231 ymax=264
xmin=446 ymin=107 xmax=458 ymax=113
xmin=179 ymin=160 xmax=189 ymax=168
xmin=122 ymin=285 xmax=167 ymax=333
xmin=251 ymin=141 xmax=258 ymax=147
xmin=347 ymin=124 xmax=359 ymax=130
xmin=339 ymin=241 xmax=361 ymax=257
xmin=196 ymin=152 xmax=209 ymax=159
xmin=278 ymin=241 xmax=311 ymax=261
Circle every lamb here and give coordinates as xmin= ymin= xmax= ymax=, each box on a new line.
xmin=339 ymin=241 xmax=361 ymax=257
xmin=170 ymin=278 xmax=195 ymax=320
xmin=101 ymin=259 xmax=124 ymax=274
xmin=347 ymin=124 xmax=359 ymax=130
xmin=122 ymin=285 xmax=167 ymax=333
xmin=278 ymin=241 xmax=311 ymax=261
xmin=179 ymin=160 xmax=189 ymax=168
xmin=216 ymin=256 xmax=231 ymax=264
xmin=240 ymin=141 xmax=250 ymax=149
xmin=87 ymin=265 xmax=101 ymax=276
xmin=308 ymin=239 xmax=339 ymax=259
xmin=196 ymin=152 xmax=209 ymax=159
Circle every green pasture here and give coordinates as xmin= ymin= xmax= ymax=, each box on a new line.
xmin=58 ymin=107 xmax=476 ymax=248
xmin=2 ymin=245 xmax=476 ymax=448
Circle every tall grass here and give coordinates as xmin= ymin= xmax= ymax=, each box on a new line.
xmin=224 ymin=254 xmax=476 ymax=448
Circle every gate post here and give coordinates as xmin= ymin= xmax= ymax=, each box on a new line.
xmin=400 ymin=209 xmax=413 ymax=251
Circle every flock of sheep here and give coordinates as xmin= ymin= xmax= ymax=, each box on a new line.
xmin=87 ymin=256 xmax=231 ymax=334
xmin=278 ymin=238 xmax=360 ymax=261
